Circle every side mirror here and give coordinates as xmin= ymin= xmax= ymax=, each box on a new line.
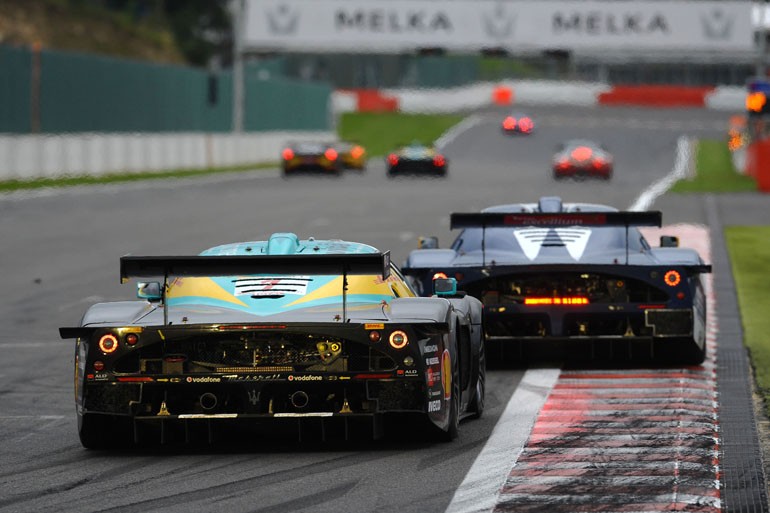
xmin=137 ymin=281 xmax=162 ymax=301
xmin=660 ymin=235 xmax=679 ymax=248
xmin=418 ymin=236 xmax=439 ymax=249
xmin=433 ymin=277 xmax=458 ymax=297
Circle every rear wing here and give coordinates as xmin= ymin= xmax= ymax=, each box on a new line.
xmin=450 ymin=211 xmax=662 ymax=229
xmin=120 ymin=252 xmax=391 ymax=325
xmin=449 ymin=211 xmax=662 ymax=266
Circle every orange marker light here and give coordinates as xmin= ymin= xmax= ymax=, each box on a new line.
xmin=350 ymin=146 xmax=364 ymax=159
xmin=98 ymin=334 xmax=119 ymax=354
xmin=664 ymin=270 xmax=681 ymax=287
xmin=747 ymin=92 xmax=766 ymax=113
xmin=433 ymin=272 xmax=448 ymax=280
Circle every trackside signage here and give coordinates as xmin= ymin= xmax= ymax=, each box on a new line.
xmin=243 ymin=0 xmax=753 ymax=54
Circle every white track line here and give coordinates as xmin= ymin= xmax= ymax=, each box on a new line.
xmin=630 ymin=135 xmax=692 ymax=212
xmin=445 ymin=367 xmax=561 ymax=513
xmin=435 ymin=115 xmax=484 ymax=151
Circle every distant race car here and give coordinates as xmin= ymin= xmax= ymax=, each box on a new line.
xmin=386 ymin=142 xmax=447 ymax=177
xmin=552 ymin=139 xmax=613 ymax=180
xmin=60 ymin=233 xmax=485 ymax=448
xmin=335 ymin=141 xmax=367 ymax=170
xmin=282 ymin=141 xmax=341 ymax=176
xmin=501 ymin=112 xmax=535 ymax=134
xmin=403 ymin=196 xmax=711 ymax=364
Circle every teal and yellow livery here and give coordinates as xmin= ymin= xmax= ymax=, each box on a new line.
xmin=60 ymin=233 xmax=485 ymax=448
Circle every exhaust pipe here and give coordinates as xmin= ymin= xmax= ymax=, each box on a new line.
xmin=200 ymin=392 xmax=218 ymax=411
xmin=290 ymin=390 xmax=309 ymax=410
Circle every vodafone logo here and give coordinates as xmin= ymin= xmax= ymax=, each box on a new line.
xmin=288 ymin=375 xmax=323 ymax=382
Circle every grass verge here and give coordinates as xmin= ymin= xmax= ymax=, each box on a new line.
xmin=671 ymin=139 xmax=756 ymax=192
xmin=0 ymin=163 xmax=276 ymax=193
xmin=337 ymin=112 xmax=464 ymax=157
xmin=725 ymin=226 xmax=770 ymax=416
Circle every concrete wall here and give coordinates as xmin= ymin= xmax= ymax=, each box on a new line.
xmin=0 ymin=131 xmax=335 ymax=181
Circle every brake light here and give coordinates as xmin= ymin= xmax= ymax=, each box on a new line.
xmin=387 ymin=154 xmax=399 ymax=166
xmin=98 ymin=334 xmax=119 ymax=354
xmin=503 ymin=116 xmax=516 ymax=130
xmin=217 ymin=325 xmax=287 ymax=330
xmin=125 ymin=333 xmax=139 ymax=346
xmin=524 ymin=297 xmax=589 ymax=305
xmin=571 ymin=146 xmax=593 ymax=161
xmin=556 ymin=159 xmax=571 ymax=170
xmin=93 ymin=361 xmax=105 ymax=371
xmin=519 ymin=117 xmax=533 ymax=132
xmin=664 ymin=270 xmax=681 ymax=287
xmin=282 ymin=148 xmax=294 ymax=160
xmin=389 ymin=330 xmax=409 ymax=349
xmin=324 ymin=148 xmax=338 ymax=161
xmin=433 ymin=155 xmax=446 ymax=167
xmin=593 ymin=158 xmax=606 ymax=169
xmin=350 ymin=145 xmax=364 ymax=159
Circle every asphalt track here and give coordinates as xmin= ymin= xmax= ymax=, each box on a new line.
xmin=0 ymin=104 xmax=762 ymax=513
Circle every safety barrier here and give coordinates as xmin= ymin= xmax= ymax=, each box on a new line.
xmin=0 ymin=131 xmax=334 ymax=182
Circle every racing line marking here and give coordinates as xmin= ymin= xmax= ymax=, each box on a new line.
xmin=630 ymin=135 xmax=692 ymax=212
xmin=446 ymin=226 xmax=719 ymax=513
xmin=435 ymin=115 xmax=484 ymax=151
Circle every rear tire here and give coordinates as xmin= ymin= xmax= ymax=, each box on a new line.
xmin=79 ymin=413 xmax=127 ymax=450
xmin=435 ymin=350 xmax=460 ymax=442
xmin=468 ymin=342 xmax=486 ymax=419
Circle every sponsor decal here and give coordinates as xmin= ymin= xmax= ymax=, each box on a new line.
xmin=426 ymin=367 xmax=440 ymax=387
xmin=266 ymin=4 xmax=300 ymax=35
xmin=224 ymin=374 xmax=283 ymax=382
xmin=428 ymin=399 xmax=442 ymax=413
xmin=93 ymin=373 xmax=109 ymax=381
xmin=423 ymin=344 xmax=438 ymax=354
xmin=428 ymin=389 xmax=442 ymax=398
xmin=404 ymin=369 xmax=419 ymax=377
xmin=552 ymin=11 xmax=670 ymax=36
xmin=701 ymin=8 xmax=733 ymax=40
xmin=425 ymin=356 xmax=440 ymax=366
xmin=248 ymin=389 xmax=259 ymax=406
xmin=482 ymin=4 xmax=515 ymax=39
xmin=335 ymin=8 xmax=452 ymax=34
xmin=186 ymin=376 xmax=222 ymax=383
xmin=234 ymin=277 xmax=311 ymax=297
xmin=442 ymin=350 xmax=452 ymax=400
xmin=397 ymin=369 xmax=404 ymax=376
xmin=514 ymin=228 xmax=592 ymax=261
xmin=288 ymin=375 xmax=323 ymax=382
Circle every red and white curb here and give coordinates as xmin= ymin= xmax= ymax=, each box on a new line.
xmin=447 ymin=225 xmax=718 ymax=513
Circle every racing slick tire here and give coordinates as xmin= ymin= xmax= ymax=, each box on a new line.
xmin=666 ymin=337 xmax=706 ymax=366
xmin=467 ymin=341 xmax=486 ymax=420
xmin=433 ymin=346 xmax=460 ymax=442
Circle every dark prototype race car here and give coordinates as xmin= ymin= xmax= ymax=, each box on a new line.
xmin=386 ymin=142 xmax=447 ymax=177
xmin=60 ymin=234 xmax=485 ymax=448
xmin=282 ymin=141 xmax=341 ymax=176
xmin=403 ymin=197 xmax=711 ymax=364
xmin=552 ymin=139 xmax=613 ymax=180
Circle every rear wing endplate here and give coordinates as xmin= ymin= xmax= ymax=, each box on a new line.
xmin=119 ymin=252 xmax=391 ymax=325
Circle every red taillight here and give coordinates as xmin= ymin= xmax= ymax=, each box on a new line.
xmin=519 ymin=117 xmax=533 ymax=132
xmin=125 ymin=333 xmax=139 ymax=346
xmin=664 ymin=270 xmax=681 ymax=287
xmin=503 ymin=116 xmax=516 ymax=130
xmin=524 ymin=297 xmax=589 ymax=305
xmin=571 ymin=146 xmax=593 ymax=161
xmin=369 ymin=330 xmax=381 ymax=343
xmin=324 ymin=148 xmax=338 ymax=161
xmin=592 ymin=157 xmax=606 ymax=169
xmin=556 ymin=159 xmax=571 ymax=170
xmin=282 ymin=148 xmax=294 ymax=160
xmin=350 ymin=145 xmax=364 ymax=159
xmin=433 ymin=155 xmax=446 ymax=167
xmin=93 ymin=361 xmax=105 ymax=372
xmin=387 ymin=154 xmax=399 ymax=166
xmin=98 ymin=334 xmax=119 ymax=354
xmin=217 ymin=324 xmax=287 ymax=330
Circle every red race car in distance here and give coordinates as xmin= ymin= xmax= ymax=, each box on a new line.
xmin=501 ymin=112 xmax=535 ymax=134
xmin=552 ymin=139 xmax=613 ymax=180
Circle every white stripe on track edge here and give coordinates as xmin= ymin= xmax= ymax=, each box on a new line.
xmin=435 ymin=115 xmax=484 ymax=150
xmin=630 ymin=135 xmax=692 ymax=212
xmin=444 ymin=367 xmax=561 ymax=513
